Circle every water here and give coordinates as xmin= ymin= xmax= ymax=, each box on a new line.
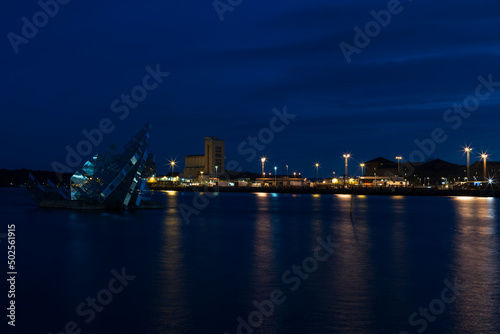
xmin=1 ymin=188 xmax=500 ymax=334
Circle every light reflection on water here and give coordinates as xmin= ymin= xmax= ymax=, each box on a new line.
xmin=451 ymin=197 xmax=500 ymax=333
xmin=156 ymin=193 xmax=192 ymax=333
xmin=4 ymin=189 xmax=500 ymax=334
xmin=154 ymin=193 xmax=500 ymax=333
xmin=252 ymin=193 xmax=275 ymax=292
xmin=326 ymin=194 xmax=375 ymax=333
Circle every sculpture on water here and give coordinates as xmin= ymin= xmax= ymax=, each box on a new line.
xmin=27 ymin=123 xmax=162 ymax=210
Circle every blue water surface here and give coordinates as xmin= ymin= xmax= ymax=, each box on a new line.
xmin=1 ymin=189 xmax=499 ymax=334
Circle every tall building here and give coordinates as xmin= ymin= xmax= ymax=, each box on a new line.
xmin=183 ymin=137 xmax=225 ymax=178
xmin=205 ymin=136 xmax=225 ymax=177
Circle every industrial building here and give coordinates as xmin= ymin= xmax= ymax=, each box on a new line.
xmin=183 ymin=137 xmax=225 ymax=178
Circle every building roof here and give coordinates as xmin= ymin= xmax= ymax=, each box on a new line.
xmin=366 ymin=157 xmax=396 ymax=164
xmin=470 ymin=160 xmax=500 ymax=167
xmin=365 ymin=157 xmax=398 ymax=168
xmin=419 ymin=158 xmax=458 ymax=168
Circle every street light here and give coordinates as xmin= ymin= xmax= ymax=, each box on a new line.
xmin=315 ymin=163 xmax=319 ymax=184
xmin=481 ymin=153 xmax=488 ymax=181
xmin=395 ymin=156 xmax=402 ymax=176
xmin=463 ymin=146 xmax=472 ymax=181
xmin=286 ymin=165 xmax=289 ymax=178
xmin=343 ymin=154 xmax=350 ymax=187
xmin=360 ymin=163 xmax=365 ymax=176
xmin=169 ymin=160 xmax=177 ymax=179
xmin=274 ymin=166 xmax=277 ymax=184
xmin=215 ymin=165 xmax=218 ymax=179
xmin=261 ymin=157 xmax=266 ymax=177
xmin=293 ymin=172 xmax=296 ymax=178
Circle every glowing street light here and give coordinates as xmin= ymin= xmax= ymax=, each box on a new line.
xmin=463 ymin=146 xmax=472 ymax=181
xmin=360 ymin=163 xmax=365 ymax=176
xmin=274 ymin=166 xmax=277 ymax=184
xmin=395 ymin=156 xmax=402 ymax=176
xmin=293 ymin=172 xmax=296 ymax=178
xmin=343 ymin=154 xmax=351 ymax=187
xmin=286 ymin=165 xmax=289 ymax=178
xmin=481 ymin=153 xmax=488 ymax=181
xmin=169 ymin=160 xmax=177 ymax=179
xmin=261 ymin=157 xmax=266 ymax=177
xmin=215 ymin=165 xmax=218 ymax=179
xmin=315 ymin=163 xmax=320 ymax=184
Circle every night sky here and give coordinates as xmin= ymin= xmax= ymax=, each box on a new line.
xmin=2 ymin=0 xmax=500 ymax=177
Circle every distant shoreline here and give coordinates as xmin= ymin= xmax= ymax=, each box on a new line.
xmin=150 ymin=186 xmax=499 ymax=198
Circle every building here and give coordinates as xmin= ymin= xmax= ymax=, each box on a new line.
xmin=359 ymin=176 xmax=409 ymax=187
xmin=254 ymin=177 xmax=305 ymax=187
xmin=410 ymin=159 xmax=462 ymax=184
xmin=183 ymin=155 xmax=205 ymax=179
xmin=364 ymin=156 xmax=500 ymax=186
xmin=205 ymin=136 xmax=225 ymax=177
xmin=364 ymin=157 xmax=398 ymax=177
xmin=469 ymin=160 xmax=500 ymax=181
xmin=183 ymin=137 xmax=225 ymax=179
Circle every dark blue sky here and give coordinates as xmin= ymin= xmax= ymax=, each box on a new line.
xmin=2 ymin=0 xmax=500 ymax=177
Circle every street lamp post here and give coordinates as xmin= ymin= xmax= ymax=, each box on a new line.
xmin=215 ymin=165 xmax=218 ymax=179
xmin=360 ymin=163 xmax=365 ymax=176
xmin=395 ymin=156 xmax=402 ymax=176
xmin=170 ymin=161 xmax=176 ymax=179
xmin=481 ymin=153 xmax=488 ymax=181
xmin=343 ymin=154 xmax=350 ymax=187
xmin=286 ymin=165 xmax=288 ymax=178
xmin=464 ymin=146 xmax=472 ymax=181
xmin=315 ymin=163 xmax=319 ymax=184
xmin=274 ymin=166 xmax=277 ymax=185
xmin=261 ymin=157 xmax=266 ymax=177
